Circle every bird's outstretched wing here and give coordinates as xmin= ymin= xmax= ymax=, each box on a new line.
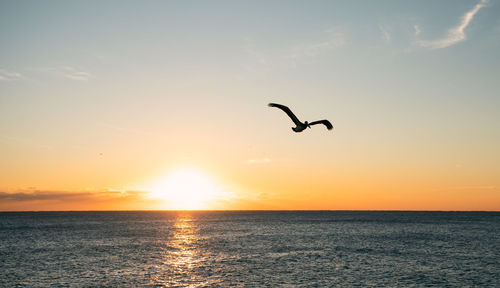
xmin=309 ymin=120 xmax=333 ymax=130
xmin=268 ymin=103 xmax=302 ymax=125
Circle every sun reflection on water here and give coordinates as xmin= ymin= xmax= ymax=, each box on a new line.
xmin=170 ymin=214 xmax=197 ymax=269
xmin=152 ymin=212 xmax=215 ymax=287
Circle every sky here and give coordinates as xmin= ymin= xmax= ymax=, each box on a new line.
xmin=1 ymin=0 xmax=499 ymax=211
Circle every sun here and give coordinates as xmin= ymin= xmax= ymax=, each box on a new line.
xmin=149 ymin=167 xmax=218 ymax=210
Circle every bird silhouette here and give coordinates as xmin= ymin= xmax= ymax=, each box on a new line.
xmin=268 ymin=103 xmax=333 ymax=132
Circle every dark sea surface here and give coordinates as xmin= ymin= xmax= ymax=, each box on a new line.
xmin=0 ymin=211 xmax=499 ymax=287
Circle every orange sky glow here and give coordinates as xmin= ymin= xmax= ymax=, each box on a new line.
xmin=1 ymin=1 xmax=499 ymax=211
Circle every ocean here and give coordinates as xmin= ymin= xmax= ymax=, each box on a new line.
xmin=0 ymin=211 xmax=499 ymax=287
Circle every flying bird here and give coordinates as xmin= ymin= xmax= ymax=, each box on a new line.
xmin=268 ymin=103 xmax=333 ymax=132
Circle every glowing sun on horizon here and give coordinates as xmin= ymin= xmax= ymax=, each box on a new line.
xmin=149 ymin=167 xmax=219 ymax=210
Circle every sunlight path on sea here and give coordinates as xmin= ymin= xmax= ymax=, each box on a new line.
xmin=151 ymin=213 xmax=215 ymax=287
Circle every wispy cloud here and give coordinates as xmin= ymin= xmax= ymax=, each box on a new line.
xmin=414 ymin=25 xmax=421 ymax=36
xmin=285 ymin=28 xmax=347 ymax=61
xmin=0 ymin=191 xmax=94 ymax=201
xmin=379 ymin=25 xmax=391 ymax=43
xmin=0 ymin=69 xmax=22 ymax=81
xmin=25 ymin=66 xmax=92 ymax=81
xmin=417 ymin=0 xmax=488 ymax=49
xmin=62 ymin=66 xmax=92 ymax=81
xmin=0 ymin=189 xmax=147 ymax=202
xmin=243 ymin=37 xmax=269 ymax=67
xmin=0 ymin=189 xmax=158 ymax=211
xmin=241 ymin=28 xmax=347 ymax=70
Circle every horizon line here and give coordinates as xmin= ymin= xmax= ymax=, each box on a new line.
xmin=1 ymin=209 xmax=498 ymax=213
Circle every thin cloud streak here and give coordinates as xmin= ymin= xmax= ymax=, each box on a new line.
xmin=241 ymin=28 xmax=346 ymax=69
xmin=63 ymin=66 xmax=92 ymax=81
xmin=0 ymin=189 xmax=148 ymax=202
xmin=0 ymin=189 xmax=159 ymax=211
xmin=379 ymin=25 xmax=391 ymax=42
xmin=25 ymin=66 xmax=92 ymax=81
xmin=0 ymin=69 xmax=22 ymax=81
xmin=0 ymin=191 xmax=94 ymax=201
xmin=414 ymin=25 xmax=421 ymax=36
xmin=243 ymin=37 xmax=270 ymax=67
xmin=285 ymin=28 xmax=347 ymax=61
xmin=417 ymin=0 xmax=488 ymax=49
